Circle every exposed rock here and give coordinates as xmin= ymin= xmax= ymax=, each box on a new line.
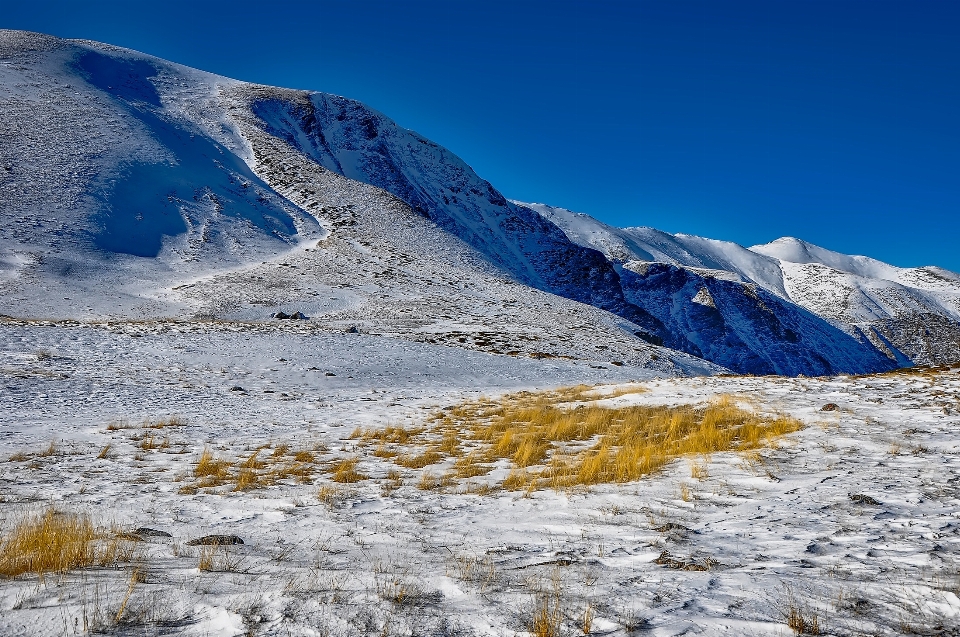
xmin=820 ymin=403 xmax=839 ymax=411
xmin=186 ymin=534 xmax=244 ymax=546
xmin=135 ymin=527 xmax=172 ymax=537
xmin=653 ymin=551 xmax=716 ymax=571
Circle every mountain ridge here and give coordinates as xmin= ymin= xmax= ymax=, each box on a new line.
xmin=2 ymin=30 xmax=957 ymax=375
xmin=529 ymin=202 xmax=960 ymax=368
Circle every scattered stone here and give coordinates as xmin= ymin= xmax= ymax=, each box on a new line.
xmin=116 ymin=532 xmax=145 ymax=542
xmin=805 ymin=542 xmax=829 ymax=555
xmin=186 ymin=535 xmax=244 ymax=546
xmin=610 ymin=361 xmax=624 ymax=366
xmin=654 ymin=523 xmax=693 ymax=534
xmin=325 ymin=372 xmax=336 ymax=376
xmin=653 ymin=551 xmax=716 ymax=571
xmin=229 ymin=386 xmax=245 ymax=392
xmin=289 ymin=311 xmax=306 ymax=320
xmin=345 ymin=325 xmax=359 ymax=333
xmin=849 ymin=493 xmax=881 ymax=506
xmin=135 ymin=527 xmax=172 ymax=538
xmin=635 ymin=331 xmax=663 ymax=346
xmin=820 ymin=403 xmax=840 ymax=411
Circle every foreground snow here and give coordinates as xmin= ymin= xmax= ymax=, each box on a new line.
xmin=2 ymin=321 xmax=959 ymax=636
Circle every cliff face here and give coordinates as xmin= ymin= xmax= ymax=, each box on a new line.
xmin=619 ymin=262 xmax=897 ymax=376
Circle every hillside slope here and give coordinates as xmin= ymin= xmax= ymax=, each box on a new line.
xmin=2 ymin=30 xmax=950 ymax=374
xmin=0 ymin=29 xmax=713 ymax=376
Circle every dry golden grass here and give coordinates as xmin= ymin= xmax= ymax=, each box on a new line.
xmin=417 ymin=470 xmax=454 ymax=491
xmin=138 ymin=435 xmax=170 ymax=451
xmin=0 ymin=508 xmax=139 ymax=580
xmin=143 ymin=415 xmax=187 ymax=429
xmin=690 ymin=459 xmax=709 ymax=480
xmin=293 ymin=449 xmax=314 ymax=463
xmin=380 ymin=468 xmax=405 ymax=496
xmin=317 ymin=484 xmax=351 ymax=508
xmin=394 ymin=450 xmax=443 ymax=469
xmin=181 ymin=445 xmax=320 ymax=493
xmin=193 ymin=447 xmax=233 ymax=485
xmin=329 ymin=457 xmax=367 ymax=483
xmin=106 ymin=419 xmax=133 ymax=431
xmin=529 ymin=591 xmax=563 ymax=637
xmin=451 ymin=452 xmax=493 ymax=479
xmin=233 ymin=466 xmax=261 ymax=491
xmin=353 ymin=425 xmax=424 ymax=445
xmin=0 ymin=508 xmax=96 ymax=579
xmin=363 ymin=385 xmax=802 ymax=492
xmin=96 ymin=444 xmax=112 ymax=460
xmin=372 ymin=444 xmax=399 ymax=458
xmin=197 ymin=544 xmax=217 ymax=571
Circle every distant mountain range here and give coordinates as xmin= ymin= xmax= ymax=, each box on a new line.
xmin=2 ymin=29 xmax=958 ymax=376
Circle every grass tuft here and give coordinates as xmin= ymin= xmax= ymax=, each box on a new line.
xmin=329 ymin=457 xmax=367 ymax=483
xmin=0 ymin=508 xmax=138 ymax=580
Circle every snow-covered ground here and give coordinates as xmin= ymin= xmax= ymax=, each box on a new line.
xmin=2 ymin=319 xmax=959 ymax=636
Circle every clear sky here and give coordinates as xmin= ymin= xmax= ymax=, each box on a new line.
xmin=6 ymin=1 xmax=960 ymax=270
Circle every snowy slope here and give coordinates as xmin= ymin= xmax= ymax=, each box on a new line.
xmin=0 ymin=29 xmax=704 ymax=376
xmin=526 ymin=202 xmax=790 ymax=297
xmin=531 ymin=202 xmax=960 ymax=367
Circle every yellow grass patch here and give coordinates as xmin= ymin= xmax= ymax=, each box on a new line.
xmin=364 ymin=385 xmax=802 ymax=492
xmin=0 ymin=508 xmax=138 ymax=580
xmin=183 ymin=445 xmax=318 ymax=493
xmin=329 ymin=457 xmax=367 ymax=483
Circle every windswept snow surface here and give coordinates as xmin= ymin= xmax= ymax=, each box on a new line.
xmin=529 ymin=202 xmax=960 ymax=368
xmin=2 ymin=321 xmax=960 ymax=636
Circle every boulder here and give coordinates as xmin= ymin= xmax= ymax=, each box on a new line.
xmin=186 ymin=534 xmax=244 ymax=546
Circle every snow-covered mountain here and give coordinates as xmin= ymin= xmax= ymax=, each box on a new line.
xmin=530 ymin=203 xmax=960 ymax=369
xmin=1 ymin=29 xmax=955 ymax=375
xmin=0 ymin=30 xmax=704 ymax=377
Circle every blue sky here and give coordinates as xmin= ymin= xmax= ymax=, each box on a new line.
xmin=6 ymin=1 xmax=960 ymax=270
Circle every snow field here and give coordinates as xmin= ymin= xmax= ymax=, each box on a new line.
xmin=2 ymin=322 xmax=959 ymax=636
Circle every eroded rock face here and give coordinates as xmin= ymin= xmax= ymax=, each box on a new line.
xmin=619 ymin=262 xmax=897 ymax=376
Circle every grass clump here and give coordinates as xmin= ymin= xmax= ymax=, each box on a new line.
xmin=0 ymin=508 xmax=139 ymax=580
xmin=364 ymin=385 xmax=802 ymax=492
xmin=193 ymin=447 xmax=233 ymax=486
xmin=0 ymin=508 xmax=96 ymax=579
xmin=329 ymin=457 xmax=367 ymax=483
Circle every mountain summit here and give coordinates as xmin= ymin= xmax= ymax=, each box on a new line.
xmin=2 ymin=30 xmax=957 ymax=375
